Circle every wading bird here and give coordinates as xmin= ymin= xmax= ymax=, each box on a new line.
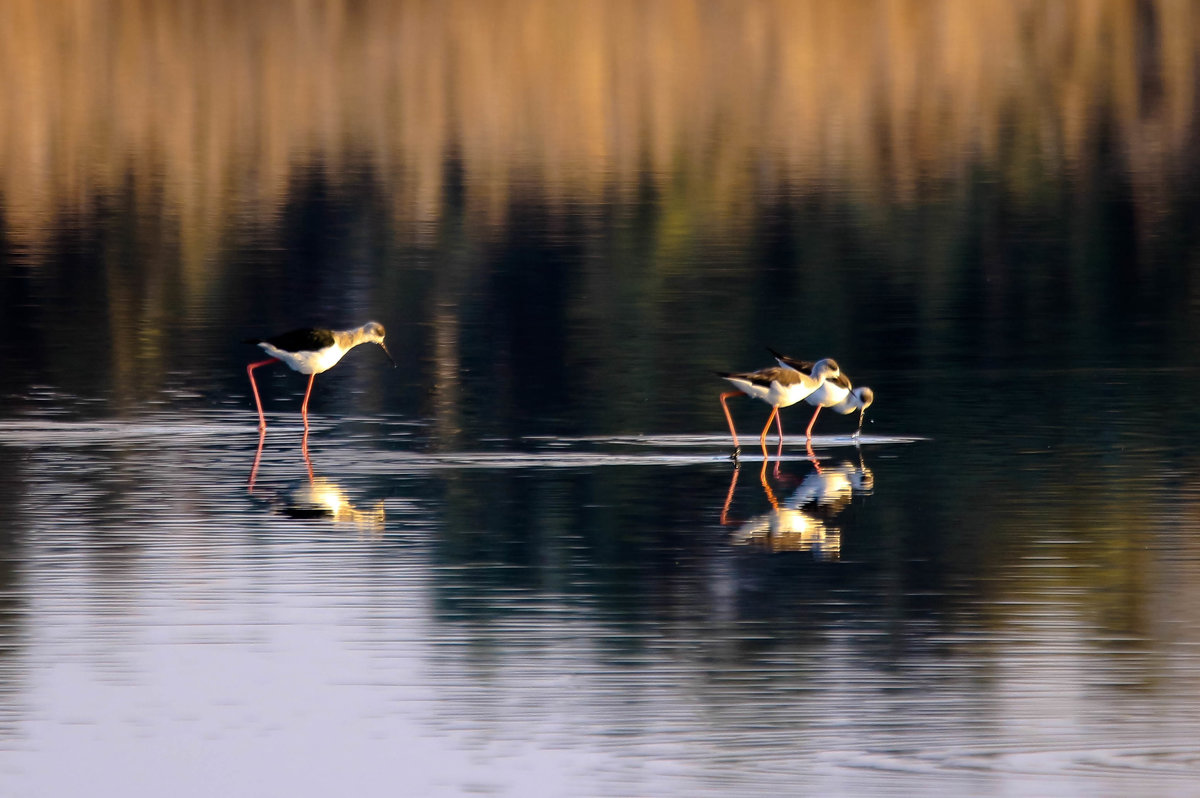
xmin=246 ymin=321 xmax=394 ymax=430
xmin=769 ymin=348 xmax=874 ymax=438
xmin=716 ymin=358 xmax=840 ymax=458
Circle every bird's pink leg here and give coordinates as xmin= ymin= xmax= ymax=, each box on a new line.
xmin=773 ymin=409 xmax=786 ymax=477
xmin=247 ymin=358 xmax=279 ymax=430
xmin=759 ymin=406 xmax=779 ymax=460
xmin=758 ymin=408 xmax=777 ymax=451
xmin=805 ymin=405 xmax=822 ymax=438
xmin=719 ymin=392 xmax=743 ymax=457
xmin=300 ymin=372 xmax=317 ymax=429
xmin=301 ymin=427 xmax=314 ymax=483
xmin=248 ymin=426 xmax=267 ymax=491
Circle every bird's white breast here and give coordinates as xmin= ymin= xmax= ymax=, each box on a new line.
xmin=806 ymin=381 xmax=850 ymax=408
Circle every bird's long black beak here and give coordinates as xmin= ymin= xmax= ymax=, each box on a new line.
xmin=379 ymin=341 xmax=396 ymax=367
xmin=854 ymin=407 xmax=867 ymax=437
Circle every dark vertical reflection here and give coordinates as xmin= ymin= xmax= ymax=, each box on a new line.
xmin=427 ymin=153 xmax=470 ymax=451
xmin=1135 ymin=0 xmax=1164 ymax=118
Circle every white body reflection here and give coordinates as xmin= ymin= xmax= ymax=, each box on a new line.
xmin=722 ymin=445 xmax=873 ymax=559
xmin=728 ymin=501 xmax=843 ymax=559
xmin=248 ymin=429 xmax=385 ymax=534
xmin=273 ymin=477 xmax=386 ymax=532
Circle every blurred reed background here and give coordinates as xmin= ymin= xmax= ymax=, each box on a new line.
xmin=3 ymin=0 xmax=1197 ymax=253
xmin=1 ymin=0 xmax=1199 ymax=427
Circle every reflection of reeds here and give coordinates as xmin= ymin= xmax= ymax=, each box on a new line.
xmin=2 ymin=0 xmax=1197 ymax=256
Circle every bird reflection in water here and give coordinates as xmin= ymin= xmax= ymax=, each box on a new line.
xmin=248 ymin=428 xmax=385 ymax=535
xmin=721 ymin=441 xmax=873 ymax=559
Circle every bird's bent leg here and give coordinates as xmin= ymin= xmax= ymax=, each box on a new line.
xmin=759 ymin=406 xmax=779 ymax=450
xmin=247 ymin=358 xmax=280 ymax=430
xmin=720 ymin=392 xmax=742 ymax=459
xmin=773 ymin=409 xmax=786 ymax=477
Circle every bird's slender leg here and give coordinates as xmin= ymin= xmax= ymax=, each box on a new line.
xmin=300 ymin=372 xmax=317 ymax=429
xmin=248 ymin=426 xmax=267 ymax=491
xmin=247 ymin=358 xmax=279 ymax=430
xmin=759 ymin=406 xmax=779 ymax=452
xmin=773 ymin=408 xmax=785 ymax=477
xmin=805 ymin=405 xmax=822 ymax=439
xmin=301 ymin=426 xmax=314 ymax=483
xmin=758 ymin=405 xmax=781 ymax=478
xmin=719 ymin=392 xmax=743 ymax=460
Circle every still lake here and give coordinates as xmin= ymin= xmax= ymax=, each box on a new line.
xmin=4 ymin=2 xmax=1200 ymax=795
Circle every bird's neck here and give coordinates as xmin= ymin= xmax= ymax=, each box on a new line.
xmin=334 ymin=325 xmax=372 ymax=350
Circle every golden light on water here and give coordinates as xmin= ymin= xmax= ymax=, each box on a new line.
xmin=2 ymin=0 xmax=1198 ymax=255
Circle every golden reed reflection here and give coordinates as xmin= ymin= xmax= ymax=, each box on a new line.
xmin=2 ymin=0 xmax=1196 ymax=256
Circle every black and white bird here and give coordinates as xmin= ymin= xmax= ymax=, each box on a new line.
xmin=768 ymin=347 xmax=873 ymax=438
xmin=245 ymin=321 xmax=394 ymax=429
xmin=716 ymin=358 xmax=841 ymax=456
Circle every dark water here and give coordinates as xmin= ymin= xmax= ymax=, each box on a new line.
xmin=4 ymin=2 xmax=1200 ymax=795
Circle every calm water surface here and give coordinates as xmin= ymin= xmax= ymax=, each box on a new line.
xmin=4 ymin=2 xmax=1200 ymax=796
